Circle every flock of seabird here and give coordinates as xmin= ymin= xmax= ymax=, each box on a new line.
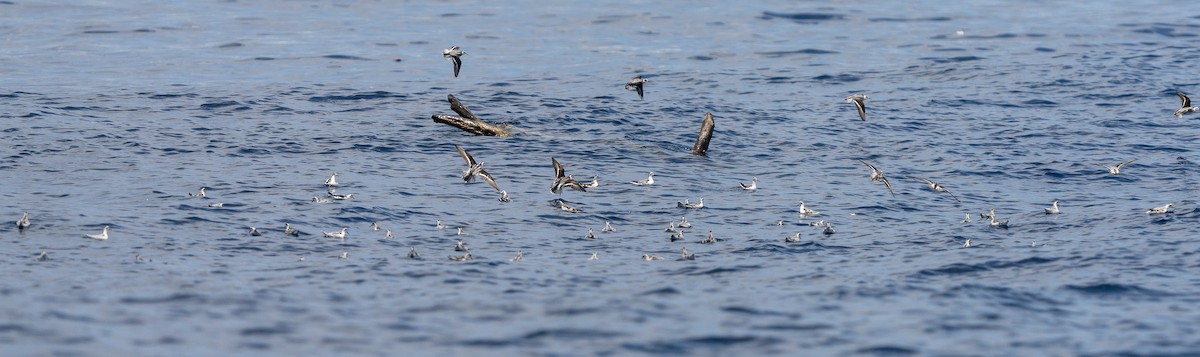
xmin=13 ymin=45 xmax=1194 ymax=262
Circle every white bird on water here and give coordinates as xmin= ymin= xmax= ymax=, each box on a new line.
xmin=249 ymin=227 xmax=263 ymax=236
xmin=1044 ymin=200 xmax=1060 ymax=214
xmin=408 ymin=247 xmax=420 ymax=259
xmin=631 ymin=172 xmax=655 ymax=186
xmin=17 ymin=212 xmax=30 ymax=231
xmin=188 ymin=187 xmax=206 ymax=198
xmin=1146 ymin=203 xmax=1173 ymax=215
xmin=85 ymin=226 xmax=110 ymax=240
xmin=602 ymin=221 xmax=615 ymax=232
xmin=325 ymin=172 xmax=338 ymax=186
xmin=324 ymin=227 xmax=348 ymax=240
xmin=678 ymin=217 xmax=692 ymax=228
xmin=799 ymin=201 xmax=820 ymax=217
xmin=1097 ymin=159 xmax=1135 ymax=175
xmin=739 ymin=177 xmax=757 ymax=190
xmin=284 ymin=223 xmax=300 ymax=236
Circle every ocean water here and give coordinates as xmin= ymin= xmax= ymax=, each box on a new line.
xmin=4 ymin=0 xmax=1200 ymax=356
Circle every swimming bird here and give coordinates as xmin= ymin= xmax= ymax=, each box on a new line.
xmin=338 ymin=251 xmax=348 ymax=260
xmin=777 ymin=220 xmax=785 ymax=226
xmin=808 ymin=220 xmax=827 ymax=227
xmin=408 ymin=247 xmax=420 ymax=258
xmin=602 ymin=221 xmax=615 ymax=232
xmin=631 ymin=171 xmax=655 ymax=186
xmin=845 ymin=94 xmax=868 ymax=121
xmin=669 ymin=230 xmax=685 ymax=242
xmin=511 ymin=250 xmax=524 ymax=262
xmin=370 ymin=222 xmax=381 ymax=231
xmin=17 ymin=212 xmax=30 ymax=231
xmin=822 ymin=223 xmax=836 ymax=235
xmin=550 ymin=158 xmax=587 ymax=194
xmin=386 ymin=230 xmax=393 ymax=239
xmin=799 ymin=201 xmax=820 ymax=217
xmin=454 ymin=240 xmax=468 ymax=251
xmin=859 ymin=160 xmax=895 ymax=197
xmin=327 ymin=189 xmax=354 ymax=200
xmin=589 ymin=252 xmax=599 ymax=260
xmin=457 ymin=227 xmax=465 ymax=236
xmin=312 ymin=196 xmax=331 ymax=203
xmin=284 ymin=223 xmax=300 ymax=237
xmin=665 ymin=221 xmax=677 ymax=232
xmin=455 ymin=144 xmax=502 ymax=192
xmin=680 ymin=247 xmax=696 ymax=260
xmin=642 ymin=253 xmax=663 ymax=261
xmin=785 ymin=232 xmax=802 ymax=243
xmin=1146 ymin=203 xmax=1173 ymax=215
xmin=36 ymin=251 xmax=48 ymax=261
xmin=990 ymin=216 xmax=1009 ymax=228
xmin=443 ymin=45 xmax=465 ymax=78
xmin=586 ymin=228 xmax=596 ymax=239
xmin=324 ymin=228 xmax=348 ymax=240
xmin=979 ymin=208 xmax=996 ymax=220
xmin=556 ymin=200 xmax=584 ymax=213
xmin=963 ymin=239 xmax=972 ymax=248
xmin=135 ymin=254 xmax=144 ymax=263
xmin=498 ymin=190 xmax=511 ymax=203
xmin=325 ymin=172 xmax=338 ymax=187
xmin=678 ymin=217 xmax=692 ymax=228
xmin=740 ymin=177 xmax=758 ymax=190
xmin=449 ymin=252 xmax=472 ymax=261
xmin=436 ymin=220 xmax=445 ymax=229
xmin=250 ymin=227 xmax=263 ymax=236
xmin=188 ymin=187 xmax=206 ymax=198
xmin=207 ymin=202 xmax=224 ymax=208
xmin=700 ymin=230 xmax=716 ymax=244
xmin=1176 ymin=92 xmax=1200 ymax=117
xmin=909 ymin=176 xmax=959 ymax=202
xmin=961 ymin=213 xmax=972 ymax=223
xmin=1044 ymin=200 xmax=1060 ymax=214
xmin=581 ymin=176 xmax=600 ymax=188
xmin=625 ymin=75 xmax=647 ymax=99
xmin=85 ymin=226 xmax=110 ymax=240
xmin=678 ymin=198 xmax=705 ymax=209
xmin=1097 ymin=159 xmax=1135 ymax=175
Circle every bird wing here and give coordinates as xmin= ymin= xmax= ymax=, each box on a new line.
xmin=552 ymin=158 xmax=565 ymax=178
xmin=1179 ymin=92 xmax=1191 ymax=108
xmin=478 ymin=168 xmax=502 ymax=192
xmin=880 ymin=176 xmax=896 ymax=196
xmin=1116 ymin=159 xmax=1136 ymax=169
xmin=860 ymin=160 xmax=879 ymax=173
xmin=852 ymin=97 xmax=867 ymax=121
xmin=451 ymin=57 xmax=462 ymax=78
xmin=454 ymin=144 xmax=476 ymax=166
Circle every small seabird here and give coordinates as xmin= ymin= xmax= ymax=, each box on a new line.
xmin=325 ymin=172 xmax=338 ymax=186
xmin=845 ymin=94 xmax=868 ymax=121
xmin=454 ymin=145 xmax=502 ymax=192
xmin=979 ymin=208 xmax=996 ymax=220
xmin=963 ymin=239 xmax=972 ymax=248
xmin=284 ymin=223 xmax=300 ymax=237
xmin=1146 ymin=203 xmax=1173 ymax=215
xmin=665 ymin=221 xmax=677 ymax=232
xmin=498 ymin=190 xmax=511 ymax=203
xmin=602 ymin=221 xmax=615 ymax=232
xmin=910 ymin=177 xmax=959 ymax=202
xmin=449 ymin=252 xmax=472 ymax=261
xmin=860 ymin=160 xmax=895 ymax=197
xmin=700 ymin=230 xmax=717 ymax=244
xmin=454 ymin=240 xmax=468 ymax=251
xmin=443 ymin=46 xmax=465 ymax=78
xmin=799 ymin=201 xmax=820 ymax=217
xmin=1031 ymin=241 xmax=1037 ymax=247
xmin=135 ymin=254 xmax=144 ymax=263
xmin=588 ymin=252 xmax=599 ymax=260
xmin=511 ymin=250 xmax=525 ymax=262
xmin=338 ymin=251 xmax=348 ymax=260
xmin=785 ymin=232 xmax=802 ymax=243
xmin=581 ymin=176 xmax=600 ymax=188
xmin=678 ymin=217 xmax=692 ymax=228
xmin=680 ymin=247 xmax=696 ymax=260
xmin=550 ymin=158 xmax=587 ymax=194
xmin=557 ymin=200 xmax=584 ymax=213
xmin=298 ymin=256 xmax=305 ymax=262
xmin=385 ymin=230 xmax=394 ymax=239
xmin=961 ymin=213 xmax=972 ymax=223
xmin=324 ymin=227 xmax=348 ymax=240
xmin=740 ymin=177 xmax=758 ymax=190
xmin=808 ymin=220 xmax=827 ymax=227
xmin=17 ymin=212 xmax=30 ymax=231
xmin=1044 ymin=200 xmax=1061 ymax=214
xmin=642 ymin=253 xmax=663 ymax=261
xmin=631 ymin=171 xmax=655 ymax=186
xmin=625 ymin=75 xmax=647 ymax=99
xmin=1097 ymin=159 xmax=1136 ymax=175
xmin=586 ymin=228 xmax=596 ymax=239
xmin=188 ymin=187 xmax=206 ymax=198
xmin=436 ymin=220 xmax=445 ymax=229
xmin=85 ymin=226 xmax=110 ymax=240
xmin=313 ymin=196 xmax=331 ymax=203
xmin=669 ymin=230 xmax=685 ymax=242
xmin=822 ymin=223 xmax=836 ymax=235
xmin=1175 ymin=92 xmax=1200 ymax=117
xmin=678 ymin=198 xmax=705 ymax=209
xmin=408 ymin=247 xmax=420 ymax=258
xmin=36 ymin=251 xmax=48 ymax=261
xmin=370 ymin=222 xmax=381 ymax=231
xmin=327 ymin=189 xmax=354 ymax=200
xmin=777 ymin=220 xmax=785 ymax=226
xmin=207 ymin=202 xmax=224 ymax=208
xmin=249 ymin=227 xmax=263 ymax=236
xmin=457 ymin=227 xmax=465 ymax=236
xmin=990 ymin=216 xmax=1009 ymax=228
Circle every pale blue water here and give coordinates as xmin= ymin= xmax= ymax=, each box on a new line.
xmin=4 ymin=1 xmax=1200 ymax=356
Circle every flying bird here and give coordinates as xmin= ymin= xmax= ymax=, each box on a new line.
xmin=443 ymin=45 xmax=465 ymax=78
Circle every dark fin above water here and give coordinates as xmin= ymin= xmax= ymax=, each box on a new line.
xmin=691 ymin=112 xmax=715 ymax=156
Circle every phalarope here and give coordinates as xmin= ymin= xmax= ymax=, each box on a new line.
xmin=454 ymin=240 xmax=468 ymax=251
xmin=700 ymin=230 xmax=716 ymax=244
xmin=511 ymin=250 xmax=524 ymax=262
xmin=631 ymin=171 xmax=655 ymax=186
xmin=642 ymin=253 xmax=663 ymax=261
xmin=581 ymin=176 xmax=599 ymax=188
xmin=678 ymin=217 xmax=692 ymax=228
xmin=436 ymin=220 xmax=445 ymax=229
xmin=498 ymin=190 xmax=511 ymax=202
xmin=284 ymin=223 xmax=300 ymax=237
xmin=16 ymin=212 xmax=30 ymax=231
xmin=338 ymin=251 xmax=348 ymax=260
xmin=457 ymin=227 xmax=465 ymax=236
xmin=586 ymin=228 xmax=596 ymax=239
xmin=407 ymin=247 xmax=420 ymax=258
xmin=135 ymin=254 xmax=144 ymax=263
xmin=739 ymin=177 xmax=757 ymax=190
xmin=36 ymin=251 xmax=48 ymax=261
xmin=589 ymin=252 xmax=599 ymax=260
xmin=678 ymin=198 xmax=704 ymax=209
xmin=550 ymin=158 xmax=587 ymax=194
xmin=602 ymin=221 xmax=615 ymax=232
xmin=1097 ymin=159 xmax=1135 ymax=175
xmin=665 ymin=221 xmax=677 ymax=232
xmin=979 ymin=208 xmax=996 ymax=220
xmin=859 ymin=160 xmax=895 ymax=197
xmin=449 ymin=252 xmax=472 ymax=261
xmin=250 ymin=227 xmax=263 ymax=236
xmin=370 ymin=222 xmax=381 ymax=231
xmin=909 ymin=176 xmax=959 ymax=202
xmin=556 ymin=200 xmax=584 ymax=213
xmin=963 ymin=239 xmax=972 ymax=248
xmin=669 ymin=230 xmax=685 ymax=242
xmin=625 ymin=75 xmax=647 ymax=99
xmin=1146 ymin=203 xmax=1173 ymax=215
xmin=85 ymin=226 xmax=110 ymax=240
xmin=961 ymin=213 xmax=972 ymax=223
xmin=808 ymin=220 xmax=827 ymax=227
xmin=822 ymin=223 xmax=836 ymax=235
xmin=324 ymin=227 xmax=348 ymax=240
xmin=845 ymin=94 xmax=868 ymax=121
xmin=325 ymin=172 xmax=338 ymax=187
xmin=207 ymin=202 xmax=223 ymax=208
xmin=1176 ymin=92 xmax=1200 ymax=117
xmin=1044 ymin=200 xmax=1061 ymax=214
xmin=455 ymin=145 xmax=502 ymax=192
xmin=188 ymin=187 xmax=206 ymax=198
xmin=443 ymin=45 xmax=465 ymax=78
xmin=785 ymin=232 xmax=802 ymax=243
xmin=313 ymin=196 xmax=331 ymax=204
xmin=799 ymin=201 xmax=820 ymax=217
xmin=385 ymin=230 xmax=393 ymax=239
xmin=327 ymin=189 xmax=354 ymax=200
xmin=680 ymin=247 xmax=696 ymax=260
xmin=990 ymin=216 xmax=1009 ymax=228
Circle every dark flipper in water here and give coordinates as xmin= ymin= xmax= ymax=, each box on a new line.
xmin=691 ymin=112 xmax=714 ymax=156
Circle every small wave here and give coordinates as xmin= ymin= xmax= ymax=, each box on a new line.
xmin=759 ymin=12 xmax=845 ymax=23
xmin=1064 ymin=283 xmax=1169 ymax=298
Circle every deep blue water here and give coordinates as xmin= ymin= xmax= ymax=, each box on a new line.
xmin=4 ymin=1 xmax=1200 ymax=356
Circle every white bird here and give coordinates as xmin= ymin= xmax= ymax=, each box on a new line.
xmin=250 ymin=227 xmax=263 ymax=236
xmin=327 ymin=189 xmax=354 ymax=200
xmin=324 ymin=227 xmax=348 ymax=240
xmin=1097 ymin=159 xmax=1136 ymax=175
xmin=739 ymin=177 xmax=757 ymax=190
xmin=678 ymin=198 xmax=704 ymax=209
xmin=1146 ymin=203 xmax=1173 ymax=215
xmin=188 ymin=187 xmax=206 ymax=198
xmin=550 ymin=158 xmax=587 ymax=194
xmin=325 ymin=172 xmax=338 ymax=186
xmin=85 ymin=226 xmax=110 ymax=240
xmin=449 ymin=252 xmax=472 ymax=261
xmin=680 ymin=247 xmax=696 ymax=260
xmin=457 ymin=227 xmax=465 ymax=236
xmin=961 ymin=213 xmax=972 ymax=223
xmin=642 ymin=253 xmax=662 ymax=261
xmin=799 ymin=201 xmax=820 ymax=217
xmin=990 ymin=216 xmax=1009 ymax=228
xmin=370 ymin=222 xmax=381 ymax=231
xmin=284 ymin=223 xmax=300 ymax=237
xmin=36 ymin=251 xmax=49 ymax=261
xmin=602 ymin=221 xmax=615 ymax=232
xmin=845 ymin=94 xmax=868 ymax=121
xmin=338 ymin=251 xmax=348 ymax=260
xmin=1044 ymin=200 xmax=1060 ymax=214
xmin=436 ymin=220 xmax=445 ymax=229
xmin=454 ymin=240 xmax=468 ymax=251
xmin=17 ymin=212 xmax=30 ymax=231
xmin=631 ymin=172 xmax=655 ymax=186
xmin=909 ymin=176 xmax=959 ymax=202
xmin=860 ymin=160 xmax=895 ymax=197
xmin=785 ymin=232 xmax=802 ymax=243
xmin=665 ymin=221 xmax=677 ymax=233
xmin=678 ymin=217 xmax=692 ymax=228
xmin=407 ymin=247 xmax=420 ymax=258
xmin=1175 ymin=91 xmax=1200 ymax=117
xmin=454 ymin=144 xmax=502 ymax=192
xmin=669 ymin=230 xmax=685 ymax=242
xmin=443 ymin=45 xmax=465 ymax=78
xmin=963 ymin=239 xmax=972 ymax=248
xmin=511 ymin=250 xmax=524 ymax=262
xmin=498 ymin=190 xmax=511 ymax=203
xmin=589 ymin=252 xmax=599 ymax=260
xmin=700 ymin=230 xmax=716 ymax=244
xmin=207 ymin=202 xmax=223 ymax=208
xmin=385 ymin=230 xmax=394 ymax=239
xmin=822 ymin=223 xmax=836 ymax=235
xmin=581 ymin=176 xmax=599 ymax=188
xmin=586 ymin=228 xmax=596 ymax=239
xmin=313 ymin=196 xmax=331 ymax=203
